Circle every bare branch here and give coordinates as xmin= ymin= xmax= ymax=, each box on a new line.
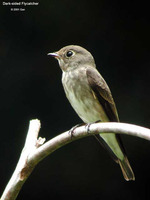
xmin=1 ymin=120 xmax=150 ymax=200
xmin=1 ymin=119 xmax=42 ymax=200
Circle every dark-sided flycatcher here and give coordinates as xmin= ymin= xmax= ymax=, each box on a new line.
xmin=48 ymin=45 xmax=135 ymax=181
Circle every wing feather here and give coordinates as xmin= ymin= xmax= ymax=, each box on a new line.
xmin=86 ymin=67 xmax=126 ymax=159
xmin=86 ymin=67 xmax=119 ymax=122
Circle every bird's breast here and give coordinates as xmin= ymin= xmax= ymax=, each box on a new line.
xmin=62 ymin=68 xmax=109 ymax=123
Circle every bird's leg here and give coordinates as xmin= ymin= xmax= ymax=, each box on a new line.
xmin=95 ymin=120 xmax=101 ymax=123
xmin=69 ymin=123 xmax=86 ymax=139
xmin=85 ymin=120 xmax=101 ymax=134
xmin=85 ymin=123 xmax=92 ymax=134
xmin=69 ymin=120 xmax=101 ymax=139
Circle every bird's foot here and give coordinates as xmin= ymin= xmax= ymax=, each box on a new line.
xmin=85 ymin=123 xmax=92 ymax=134
xmin=69 ymin=120 xmax=101 ymax=139
xmin=69 ymin=123 xmax=86 ymax=139
xmin=85 ymin=120 xmax=101 ymax=134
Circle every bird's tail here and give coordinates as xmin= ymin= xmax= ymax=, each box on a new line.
xmin=94 ymin=134 xmax=135 ymax=181
xmin=118 ymin=156 xmax=135 ymax=181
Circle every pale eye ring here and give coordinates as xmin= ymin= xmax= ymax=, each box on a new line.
xmin=66 ymin=50 xmax=74 ymax=58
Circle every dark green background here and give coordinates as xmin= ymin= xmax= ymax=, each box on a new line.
xmin=0 ymin=1 xmax=150 ymax=199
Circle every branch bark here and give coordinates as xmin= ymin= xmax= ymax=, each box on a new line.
xmin=1 ymin=120 xmax=150 ymax=200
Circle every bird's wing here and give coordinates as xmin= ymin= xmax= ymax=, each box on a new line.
xmin=86 ymin=67 xmax=119 ymax=122
xmin=86 ymin=66 xmax=126 ymax=160
xmin=86 ymin=67 xmax=135 ymax=181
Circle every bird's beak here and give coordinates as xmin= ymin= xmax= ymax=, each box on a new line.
xmin=47 ymin=52 xmax=60 ymax=59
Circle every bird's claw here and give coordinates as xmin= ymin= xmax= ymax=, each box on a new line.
xmin=69 ymin=120 xmax=101 ymax=139
xmin=69 ymin=125 xmax=77 ymax=139
xmin=85 ymin=123 xmax=92 ymax=134
xmin=69 ymin=123 xmax=86 ymax=139
xmin=85 ymin=120 xmax=101 ymax=134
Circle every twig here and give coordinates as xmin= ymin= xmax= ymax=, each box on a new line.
xmin=1 ymin=120 xmax=150 ymax=200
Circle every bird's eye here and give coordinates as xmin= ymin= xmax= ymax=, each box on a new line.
xmin=66 ymin=51 xmax=74 ymax=58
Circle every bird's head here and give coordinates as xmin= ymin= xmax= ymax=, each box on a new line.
xmin=48 ymin=45 xmax=96 ymax=72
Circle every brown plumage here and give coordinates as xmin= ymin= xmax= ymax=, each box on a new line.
xmin=48 ymin=45 xmax=135 ymax=181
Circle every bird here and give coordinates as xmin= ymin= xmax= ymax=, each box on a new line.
xmin=48 ymin=45 xmax=135 ymax=181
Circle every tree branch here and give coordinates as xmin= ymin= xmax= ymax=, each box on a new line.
xmin=1 ymin=119 xmax=43 ymax=200
xmin=1 ymin=120 xmax=150 ymax=200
